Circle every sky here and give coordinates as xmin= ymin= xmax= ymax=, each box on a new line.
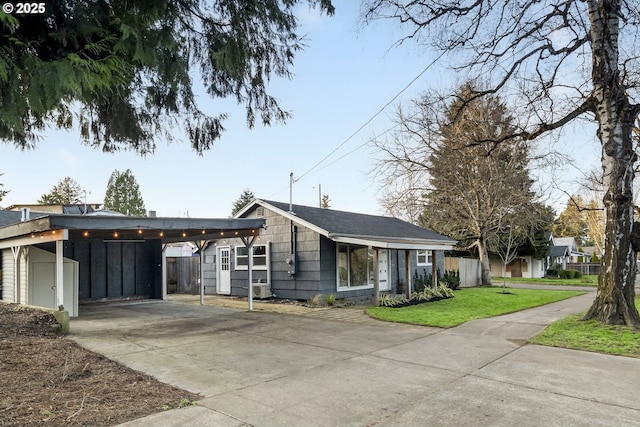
xmin=0 ymin=1 xmax=601 ymax=218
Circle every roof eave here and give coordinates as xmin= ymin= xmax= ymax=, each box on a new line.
xmin=331 ymin=235 xmax=457 ymax=250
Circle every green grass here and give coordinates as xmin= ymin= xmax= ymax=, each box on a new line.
xmin=492 ymin=275 xmax=598 ymax=286
xmin=530 ymin=298 xmax=640 ymax=358
xmin=366 ymin=287 xmax=584 ymax=328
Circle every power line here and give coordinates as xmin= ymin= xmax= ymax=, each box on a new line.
xmin=294 ymin=49 xmax=448 ymax=183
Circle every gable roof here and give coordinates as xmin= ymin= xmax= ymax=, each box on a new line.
xmin=552 ymin=237 xmax=578 ymax=251
xmin=237 ymin=199 xmax=456 ymax=250
xmin=549 ymin=245 xmax=570 ymax=258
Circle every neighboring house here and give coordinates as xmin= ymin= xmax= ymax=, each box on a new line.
xmin=0 ymin=208 xmax=265 ymax=317
xmin=201 ymin=199 xmax=457 ymax=301
xmin=548 ymin=236 xmax=586 ymax=269
xmin=7 ymin=203 xmax=103 ymax=215
xmin=489 ymin=255 xmax=546 ymax=279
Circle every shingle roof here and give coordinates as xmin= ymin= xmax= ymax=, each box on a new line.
xmin=0 ymin=210 xmax=48 ymax=227
xmin=258 ymin=200 xmax=454 ymax=243
xmin=549 ymin=245 xmax=570 ymax=257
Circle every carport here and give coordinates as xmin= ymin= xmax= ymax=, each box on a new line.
xmin=0 ymin=210 xmax=265 ymax=316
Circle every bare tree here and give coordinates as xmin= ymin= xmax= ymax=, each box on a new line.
xmin=365 ymin=0 xmax=640 ymax=326
xmin=376 ymin=84 xmax=539 ymax=286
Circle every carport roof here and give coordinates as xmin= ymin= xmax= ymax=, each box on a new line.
xmin=0 ymin=210 xmax=265 ymax=245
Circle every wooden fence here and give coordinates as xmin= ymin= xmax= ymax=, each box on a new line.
xmin=444 ymin=257 xmax=481 ymax=287
xmin=166 ymin=257 xmax=200 ymax=294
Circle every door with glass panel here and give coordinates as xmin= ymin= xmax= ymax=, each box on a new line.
xmin=217 ymin=246 xmax=231 ymax=294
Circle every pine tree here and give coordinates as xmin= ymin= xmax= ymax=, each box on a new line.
xmin=103 ymin=170 xmax=146 ymax=216
xmin=0 ymin=1 xmax=334 ymax=154
xmin=231 ymin=189 xmax=255 ymax=216
xmin=38 ymin=177 xmax=83 ymax=205
xmin=418 ymin=84 xmax=539 ymax=286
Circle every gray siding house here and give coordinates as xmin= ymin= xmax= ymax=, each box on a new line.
xmin=202 ymin=200 xmax=456 ymax=301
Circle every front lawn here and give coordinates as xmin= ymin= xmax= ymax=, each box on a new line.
xmin=366 ymin=287 xmax=584 ymax=328
xmin=530 ymin=298 xmax=640 ymax=358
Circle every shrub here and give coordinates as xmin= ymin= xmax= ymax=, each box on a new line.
xmin=378 ymin=294 xmax=409 ymax=307
xmin=325 ymin=293 xmax=336 ymax=306
xmin=442 ymin=270 xmax=461 ymax=290
xmin=558 ymin=269 xmax=582 ymax=279
xmin=413 ymin=268 xmax=461 ymax=291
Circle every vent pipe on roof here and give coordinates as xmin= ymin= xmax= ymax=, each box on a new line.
xmin=20 ymin=207 xmax=30 ymax=222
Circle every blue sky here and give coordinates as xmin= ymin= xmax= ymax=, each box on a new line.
xmin=0 ymin=2 xmax=600 ymax=218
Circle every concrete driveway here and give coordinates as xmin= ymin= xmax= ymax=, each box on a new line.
xmin=69 ymin=293 xmax=640 ymax=427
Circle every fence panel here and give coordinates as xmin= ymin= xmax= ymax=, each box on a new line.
xmin=445 ymin=257 xmax=480 ymax=287
xmin=566 ymin=263 xmax=600 ymax=276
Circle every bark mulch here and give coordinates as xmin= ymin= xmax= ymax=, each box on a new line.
xmin=0 ymin=303 xmax=200 ymax=426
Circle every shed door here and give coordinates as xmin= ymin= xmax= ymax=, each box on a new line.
xmin=378 ymin=249 xmax=390 ymax=291
xmin=217 ymin=246 xmax=231 ymax=294
xmin=31 ymin=262 xmax=56 ymax=309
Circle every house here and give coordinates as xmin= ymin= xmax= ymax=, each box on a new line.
xmin=201 ymin=199 xmax=457 ymax=301
xmin=548 ymin=236 xmax=586 ymax=269
xmin=489 ymin=255 xmax=546 ymax=279
xmin=6 ymin=203 xmax=103 ymax=215
xmin=0 ymin=208 xmax=265 ymax=317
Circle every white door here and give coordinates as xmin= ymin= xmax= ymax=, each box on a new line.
xmin=31 ymin=262 xmax=56 ymax=309
xmin=217 ymin=246 xmax=231 ymax=294
xmin=378 ymin=249 xmax=390 ymax=291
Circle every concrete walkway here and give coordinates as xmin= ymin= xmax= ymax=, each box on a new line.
xmin=69 ymin=291 xmax=640 ymax=427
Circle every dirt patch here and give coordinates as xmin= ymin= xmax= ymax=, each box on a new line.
xmin=0 ymin=303 xmax=200 ymax=427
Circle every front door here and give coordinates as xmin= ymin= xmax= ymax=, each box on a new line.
xmin=217 ymin=246 xmax=231 ymax=294
xmin=510 ymin=258 xmax=523 ymax=278
xmin=378 ymin=249 xmax=390 ymax=291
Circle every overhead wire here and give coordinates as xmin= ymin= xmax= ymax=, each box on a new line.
xmin=293 ymin=49 xmax=448 ymax=183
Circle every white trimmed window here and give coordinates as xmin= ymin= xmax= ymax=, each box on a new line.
xmin=235 ymin=242 xmax=269 ymax=270
xmin=337 ymin=243 xmax=374 ymax=289
xmin=417 ymin=250 xmax=433 ymax=266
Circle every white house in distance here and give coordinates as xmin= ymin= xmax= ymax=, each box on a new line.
xmin=489 ymin=254 xmax=546 ymax=279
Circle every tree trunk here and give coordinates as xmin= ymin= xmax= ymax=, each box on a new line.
xmin=583 ymin=0 xmax=640 ymax=327
xmin=477 ymin=239 xmax=492 ymax=286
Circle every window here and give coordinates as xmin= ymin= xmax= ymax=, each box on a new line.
xmin=235 ymin=243 xmax=269 ymax=270
xmin=337 ymin=243 xmax=374 ymax=289
xmin=417 ymin=250 xmax=433 ymax=266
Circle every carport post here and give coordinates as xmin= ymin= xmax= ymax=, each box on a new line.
xmin=241 ymin=236 xmax=258 ymax=311
xmin=161 ymin=245 xmax=168 ymax=301
xmin=195 ymin=240 xmax=209 ymax=306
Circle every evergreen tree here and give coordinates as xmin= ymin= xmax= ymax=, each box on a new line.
xmin=103 ymin=169 xmax=146 ymax=216
xmin=38 ymin=177 xmax=83 ymax=204
xmin=231 ymin=189 xmax=255 ymax=216
xmin=321 ymin=194 xmax=331 ymax=208
xmin=417 ymin=84 xmax=539 ymax=286
xmin=0 ymin=1 xmax=334 ymax=154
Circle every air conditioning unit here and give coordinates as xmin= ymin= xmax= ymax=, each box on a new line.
xmin=252 ymin=283 xmax=270 ymax=299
